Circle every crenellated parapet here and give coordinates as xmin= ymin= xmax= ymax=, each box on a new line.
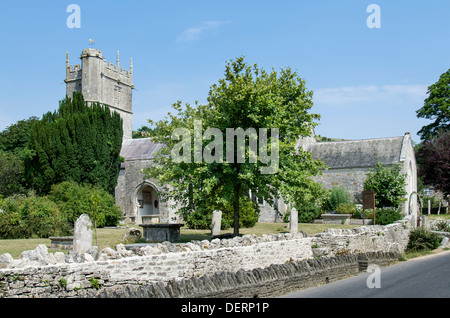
xmin=65 ymin=48 xmax=134 ymax=140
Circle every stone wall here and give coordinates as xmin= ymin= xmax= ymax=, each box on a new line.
xmin=0 ymin=217 xmax=414 ymax=298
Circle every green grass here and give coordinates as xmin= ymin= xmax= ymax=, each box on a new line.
xmin=0 ymin=222 xmax=360 ymax=258
xmin=427 ymin=214 xmax=450 ymax=220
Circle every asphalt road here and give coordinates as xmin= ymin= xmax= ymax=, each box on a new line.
xmin=281 ymin=250 xmax=450 ymax=298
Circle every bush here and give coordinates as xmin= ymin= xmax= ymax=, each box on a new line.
xmin=336 ymin=203 xmax=357 ymax=215
xmin=48 ymin=181 xmax=122 ymax=227
xmin=295 ymin=204 xmax=323 ymax=223
xmin=364 ymin=162 xmax=407 ymax=208
xmin=407 ymin=228 xmax=442 ymax=251
xmin=326 ymin=186 xmax=352 ymax=211
xmin=374 ymin=208 xmax=403 ymax=225
xmin=0 ymin=193 xmax=71 ymax=239
xmin=184 ymin=197 xmax=259 ymax=230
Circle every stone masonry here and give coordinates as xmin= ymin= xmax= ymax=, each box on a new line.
xmin=65 ymin=48 xmax=134 ymax=140
xmin=0 ymin=216 xmax=419 ymax=298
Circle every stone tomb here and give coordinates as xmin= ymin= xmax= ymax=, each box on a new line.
xmin=140 ymin=223 xmax=184 ymax=242
xmin=321 ymin=213 xmax=352 ymax=224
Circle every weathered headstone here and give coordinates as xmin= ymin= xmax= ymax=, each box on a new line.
xmin=290 ymin=208 xmax=298 ymax=235
xmin=72 ymin=214 xmax=93 ymax=253
xmin=211 ymin=210 xmax=222 ymax=238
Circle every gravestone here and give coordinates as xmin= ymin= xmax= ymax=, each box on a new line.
xmin=290 ymin=208 xmax=298 ymax=235
xmin=72 ymin=214 xmax=93 ymax=253
xmin=211 ymin=210 xmax=222 ymax=238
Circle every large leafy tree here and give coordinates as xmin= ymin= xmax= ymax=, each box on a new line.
xmin=416 ymin=130 xmax=450 ymax=197
xmin=0 ymin=116 xmax=39 ymax=154
xmin=0 ymin=151 xmax=26 ymax=197
xmin=24 ymin=92 xmax=123 ymax=194
xmin=363 ymin=162 xmax=407 ymax=209
xmin=0 ymin=116 xmax=40 ymax=197
xmin=144 ymin=57 xmax=324 ymax=235
xmin=416 ymin=68 xmax=450 ymax=141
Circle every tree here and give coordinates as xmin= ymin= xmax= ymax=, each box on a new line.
xmin=363 ymin=162 xmax=407 ymax=208
xmin=416 ymin=130 xmax=450 ymax=197
xmin=0 ymin=192 xmax=71 ymax=239
xmin=0 ymin=151 xmax=26 ymax=197
xmin=24 ymin=92 xmax=123 ymax=194
xmin=0 ymin=116 xmax=39 ymax=196
xmin=143 ymin=57 xmax=325 ymax=235
xmin=416 ymin=69 xmax=450 ymax=141
xmin=0 ymin=116 xmax=39 ymax=154
xmin=48 ymin=181 xmax=122 ymax=227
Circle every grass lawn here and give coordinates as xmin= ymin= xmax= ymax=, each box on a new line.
xmin=0 ymin=222 xmax=360 ymax=259
xmin=427 ymin=214 xmax=450 ymax=220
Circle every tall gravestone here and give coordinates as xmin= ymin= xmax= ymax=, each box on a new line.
xmin=290 ymin=208 xmax=298 ymax=235
xmin=72 ymin=214 xmax=93 ymax=253
xmin=211 ymin=210 xmax=222 ymax=238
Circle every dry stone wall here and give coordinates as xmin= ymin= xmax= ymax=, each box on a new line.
xmin=0 ymin=217 xmax=414 ymax=298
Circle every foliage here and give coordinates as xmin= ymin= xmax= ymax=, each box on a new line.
xmin=364 ymin=162 xmax=407 ymax=209
xmin=374 ymin=207 xmax=403 ymax=225
xmin=143 ymin=57 xmax=324 ymax=235
xmin=0 ymin=193 xmax=71 ymax=239
xmin=0 ymin=116 xmax=39 ymax=154
xmin=416 ymin=68 xmax=450 ymax=141
xmin=223 ymin=196 xmax=260 ymax=229
xmin=48 ymin=181 xmax=122 ymax=227
xmin=326 ymin=186 xmax=352 ymax=212
xmin=416 ymin=130 xmax=450 ymax=197
xmin=336 ymin=203 xmax=356 ymax=215
xmin=132 ymin=126 xmax=155 ymax=139
xmin=407 ymin=227 xmax=442 ymax=251
xmin=292 ymin=182 xmax=329 ymax=223
xmin=24 ymin=92 xmax=123 ymax=194
xmin=0 ymin=151 xmax=26 ymax=197
xmin=183 ymin=196 xmax=259 ymax=230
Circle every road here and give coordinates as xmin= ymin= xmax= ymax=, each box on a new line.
xmin=281 ymin=250 xmax=450 ymax=298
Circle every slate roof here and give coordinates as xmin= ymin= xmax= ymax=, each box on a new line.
xmin=308 ymin=136 xmax=405 ymax=169
xmin=120 ymin=138 xmax=165 ymax=160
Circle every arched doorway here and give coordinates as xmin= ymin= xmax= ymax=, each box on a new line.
xmin=136 ymin=182 xmax=160 ymax=224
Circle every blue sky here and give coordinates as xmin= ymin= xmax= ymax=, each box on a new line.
xmin=0 ymin=1 xmax=449 ymax=144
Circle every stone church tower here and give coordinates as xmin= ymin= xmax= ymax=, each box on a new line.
xmin=65 ymin=48 xmax=134 ymax=140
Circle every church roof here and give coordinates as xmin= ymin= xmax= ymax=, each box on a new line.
xmin=308 ymin=136 xmax=406 ymax=169
xmin=120 ymin=138 xmax=164 ymax=160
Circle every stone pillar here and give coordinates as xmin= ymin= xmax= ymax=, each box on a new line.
xmin=73 ymin=214 xmax=93 ymax=253
xmin=211 ymin=210 xmax=222 ymax=238
xmin=290 ymin=208 xmax=298 ymax=235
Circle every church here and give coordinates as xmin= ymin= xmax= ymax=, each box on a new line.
xmin=65 ymin=48 xmax=418 ymax=225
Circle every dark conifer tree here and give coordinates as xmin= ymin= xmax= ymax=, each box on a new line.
xmin=25 ymin=92 xmax=123 ymax=194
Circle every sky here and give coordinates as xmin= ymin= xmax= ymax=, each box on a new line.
xmin=0 ymin=1 xmax=449 ymax=144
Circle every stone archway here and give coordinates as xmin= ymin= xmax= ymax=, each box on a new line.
xmin=134 ymin=182 xmax=160 ymax=224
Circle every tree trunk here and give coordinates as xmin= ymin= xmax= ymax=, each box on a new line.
xmin=233 ymin=182 xmax=240 ymax=236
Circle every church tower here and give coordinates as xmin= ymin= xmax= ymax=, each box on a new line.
xmin=65 ymin=48 xmax=134 ymax=140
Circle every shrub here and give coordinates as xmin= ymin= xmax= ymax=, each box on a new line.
xmin=407 ymin=228 xmax=442 ymax=251
xmin=364 ymin=162 xmax=407 ymax=208
xmin=48 ymin=181 xmax=122 ymax=227
xmin=326 ymin=186 xmax=352 ymax=211
xmin=0 ymin=193 xmax=71 ymax=239
xmin=374 ymin=208 xmax=403 ymax=225
xmin=336 ymin=203 xmax=356 ymax=215
xmin=184 ymin=197 xmax=259 ymax=230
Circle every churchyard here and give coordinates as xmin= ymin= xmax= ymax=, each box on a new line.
xmin=0 ymin=221 xmax=360 ymax=259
